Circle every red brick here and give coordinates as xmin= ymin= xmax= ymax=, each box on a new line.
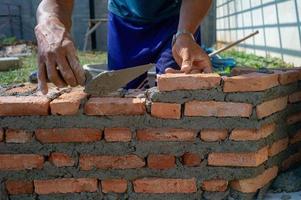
xmin=80 ymin=154 xmax=145 ymax=170
xmin=84 ymin=97 xmax=146 ymax=116
xmin=157 ymin=73 xmax=221 ymax=92
xmin=151 ymin=102 xmax=181 ymax=119
xmin=208 ymin=146 xmax=268 ymax=167
xmin=147 ymin=154 xmax=175 ymax=169
xmin=289 ymin=91 xmax=301 ymax=103
xmin=287 ymin=112 xmax=301 ymax=125
xmin=104 ymin=128 xmax=132 ymax=142
xmin=50 ymin=89 xmax=87 ymax=115
xmin=230 ymin=123 xmax=276 ymax=141
xmin=201 ymin=179 xmax=228 ymax=192
xmin=182 ymin=152 xmax=201 ymax=167
xmin=282 ymin=151 xmax=301 ymax=171
xmin=200 ymin=129 xmax=228 ymax=142
xmin=290 ymin=129 xmax=301 ymax=144
xmin=0 ymin=128 xmax=3 ymax=142
xmin=49 ymin=152 xmax=75 ymax=167
xmin=256 ymin=96 xmax=288 ymax=119
xmin=137 ymin=128 xmax=196 ymax=142
xmin=101 ymin=179 xmax=127 ymax=193
xmin=4 ymin=83 xmax=37 ymax=96
xmin=35 ymin=128 xmax=102 ymax=143
xmin=5 ymin=129 xmax=32 ymax=143
xmin=133 ymin=178 xmax=197 ymax=193
xmin=0 ymin=96 xmax=50 ymax=116
xmin=34 ymin=178 xmax=98 ymax=194
xmin=0 ymin=154 xmax=44 ymax=171
xmin=268 ymin=137 xmax=289 ymax=157
xmin=275 ymin=70 xmax=300 ymax=85
xmin=223 ymin=72 xmax=279 ymax=92
xmin=185 ymin=101 xmax=253 ymax=118
xmin=5 ymin=180 xmax=33 ymax=195
xmin=231 ymin=166 xmax=278 ymax=193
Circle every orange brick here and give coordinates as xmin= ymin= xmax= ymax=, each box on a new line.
xmin=185 ymin=101 xmax=253 ymax=118
xmin=201 ymin=179 xmax=228 ymax=192
xmin=49 ymin=152 xmax=75 ymax=167
xmin=147 ymin=154 xmax=175 ymax=169
xmin=0 ymin=96 xmax=50 ymax=116
xmin=133 ymin=178 xmax=197 ymax=193
xmin=208 ymin=146 xmax=268 ymax=167
xmin=151 ymin=102 xmax=181 ymax=119
xmin=137 ymin=128 xmax=196 ymax=142
xmin=256 ymin=96 xmax=288 ymax=119
xmin=182 ymin=152 xmax=201 ymax=167
xmin=157 ymin=73 xmax=221 ymax=92
xmin=35 ymin=128 xmax=102 ymax=143
xmin=289 ymin=91 xmax=301 ymax=103
xmin=34 ymin=178 xmax=98 ymax=194
xmin=231 ymin=166 xmax=278 ymax=193
xmin=290 ymin=129 xmax=301 ymax=144
xmin=0 ymin=128 xmax=3 ymax=142
xmin=223 ymin=72 xmax=279 ymax=92
xmin=282 ymin=151 xmax=301 ymax=171
xmin=230 ymin=123 xmax=276 ymax=141
xmin=5 ymin=180 xmax=33 ymax=195
xmin=50 ymin=89 xmax=87 ymax=115
xmin=5 ymin=129 xmax=32 ymax=143
xmin=275 ymin=70 xmax=300 ymax=85
xmin=287 ymin=112 xmax=301 ymax=125
xmin=0 ymin=154 xmax=44 ymax=171
xmin=4 ymin=83 xmax=37 ymax=96
xmin=84 ymin=97 xmax=146 ymax=116
xmin=268 ymin=137 xmax=289 ymax=157
xmin=200 ymin=129 xmax=228 ymax=142
xmin=80 ymin=154 xmax=145 ymax=170
xmin=104 ymin=128 xmax=132 ymax=142
xmin=102 ymin=179 xmax=127 ymax=193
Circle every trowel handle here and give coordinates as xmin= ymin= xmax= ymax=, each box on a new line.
xmin=208 ymin=30 xmax=259 ymax=58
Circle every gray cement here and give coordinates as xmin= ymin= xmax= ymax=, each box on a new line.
xmin=272 ymin=166 xmax=301 ymax=193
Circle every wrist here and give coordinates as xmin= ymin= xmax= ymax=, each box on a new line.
xmin=172 ymin=30 xmax=195 ymax=47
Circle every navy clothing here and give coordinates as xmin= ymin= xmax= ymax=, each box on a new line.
xmin=108 ymin=0 xmax=181 ymax=22
xmin=107 ymin=12 xmax=201 ymax=89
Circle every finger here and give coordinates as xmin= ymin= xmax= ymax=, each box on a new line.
xmin=38 ymin=61 xmax=48 ymax=95
xmin=190 ymin=69 xmax=202 ymax=74
xmin=56 ymin=55 xmax=77 ymax=87
xmin=180 ymin=51 xmax=193 ymax=74
xmin=165 ymin=68 xmax=182 ymax=74
xmin=45 ymin=57 xmax=66 ymax=88
xmin=66 ymin=52 xmax=86 ymax=86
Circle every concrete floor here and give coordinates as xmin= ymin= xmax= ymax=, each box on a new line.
xmin=265 ymin=191 xmax=301 ymax=200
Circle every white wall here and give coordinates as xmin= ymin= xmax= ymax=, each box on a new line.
xmin=216 ymin=0 xmax=301 ymax=66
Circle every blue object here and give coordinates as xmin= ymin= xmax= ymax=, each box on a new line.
xmin=108 ymin=0 xmax=181 ymax=22
xmin=108 ymin=12 xmax=201 ymax=89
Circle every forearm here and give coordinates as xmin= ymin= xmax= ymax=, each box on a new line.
xmin=36 ymin=0 xmax=74 ymax=31
xmin=178 ymin=0 xmax=212 ymax=33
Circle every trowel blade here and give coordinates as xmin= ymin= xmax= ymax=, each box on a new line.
xmin=84 ymin=63 xmax=154 ymax=96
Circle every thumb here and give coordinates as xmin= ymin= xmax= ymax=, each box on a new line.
xmin=181 ymin=51 xmax=193 ymax=74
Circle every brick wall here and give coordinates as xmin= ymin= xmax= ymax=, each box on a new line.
xmin=0 ymin=68 xmax=301 ymax=199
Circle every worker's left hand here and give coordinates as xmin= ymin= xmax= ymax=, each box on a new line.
xmin=166 ymin=34 xmax=212 ymax=74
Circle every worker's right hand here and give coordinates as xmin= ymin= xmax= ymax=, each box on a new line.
xmin=35 ymin=17 xmax=86 ymax=94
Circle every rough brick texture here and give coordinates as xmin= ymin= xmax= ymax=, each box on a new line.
xmin=289 ymin=91 xmax=301 ymax=103
xmin=223 ymin=72 xmax=279 ymax=92
xmin=185 ymin=101 xmax=253 ymax=117
xmin=151 ymin=102 xmax=181 ymax=119
xmin=231 ymin=166 xmax=278 ymax=193
xmin=34 ymin=178 xmax=98 ymax=194
xmin=5 ymin=180 xmax=34 ymax=195
xmin=230 ymin=123 xmax=276 ymax=141
xmin=287 ymin=112 xmax=301 ymax=125
xmin=268 ymin=137 xmax=289 ymax=157
xmin=200 ymin=129 xmax=228 ymax=142
xmin=133 ymin=178 xmax=197 ymax=193
xmin=80 ymin=154 xmax=145 ymax=170
xmin=137 ymin=128 xmax=196 ymax=141
xmin=282 ymin=151 xmax=301 ymax=171
xmin=201 ymin=179 xmax=228 ymax=192
xmin=147 ymin=154 xmax=175 ymax=169
xmin=49 ymin=152 xmax=75 ymax=167
xmin=0 ymin=96 xmax=50 ymax=116
xmin=5 ymin=129 xmax=32 ymax=143
xmin=101 ymin=179 xmax=127 ymax=193
xmin=290 ymin=129 xmax=301 ymax=144
xmin=35 ymin=128 xmax=102 ymax=143
xmin=276 ymin=70 xmax=300 ymax=85
xmin=104 ymin=128 xmax=132 ymax=142
xmin=256 ymin=96 xmax=288 ymax=119
xmin=208 ymin=147 xmax=268 ymax=167
xmin=182 ymin=152 xmax=201 ymax=167
xmin=85 ymin=97 xmax=145 ymax=116
xmin=0 ymin=154 xmax=44 ymax=171
xmin=157 ymin=73 xmax=221 ymax=91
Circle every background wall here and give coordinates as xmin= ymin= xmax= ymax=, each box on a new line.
xmin=216 ymin=0 xmax=301 ymax=65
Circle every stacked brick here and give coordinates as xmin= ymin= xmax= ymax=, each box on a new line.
xmin=0 ymin=69 xmax=300 ymax=199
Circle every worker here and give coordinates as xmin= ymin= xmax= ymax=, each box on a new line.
xmin=35 ymin=0 xmax=212 ymax=94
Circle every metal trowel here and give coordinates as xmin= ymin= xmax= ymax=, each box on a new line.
xmin=84 ymin=63 xmax=154 ymax=96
